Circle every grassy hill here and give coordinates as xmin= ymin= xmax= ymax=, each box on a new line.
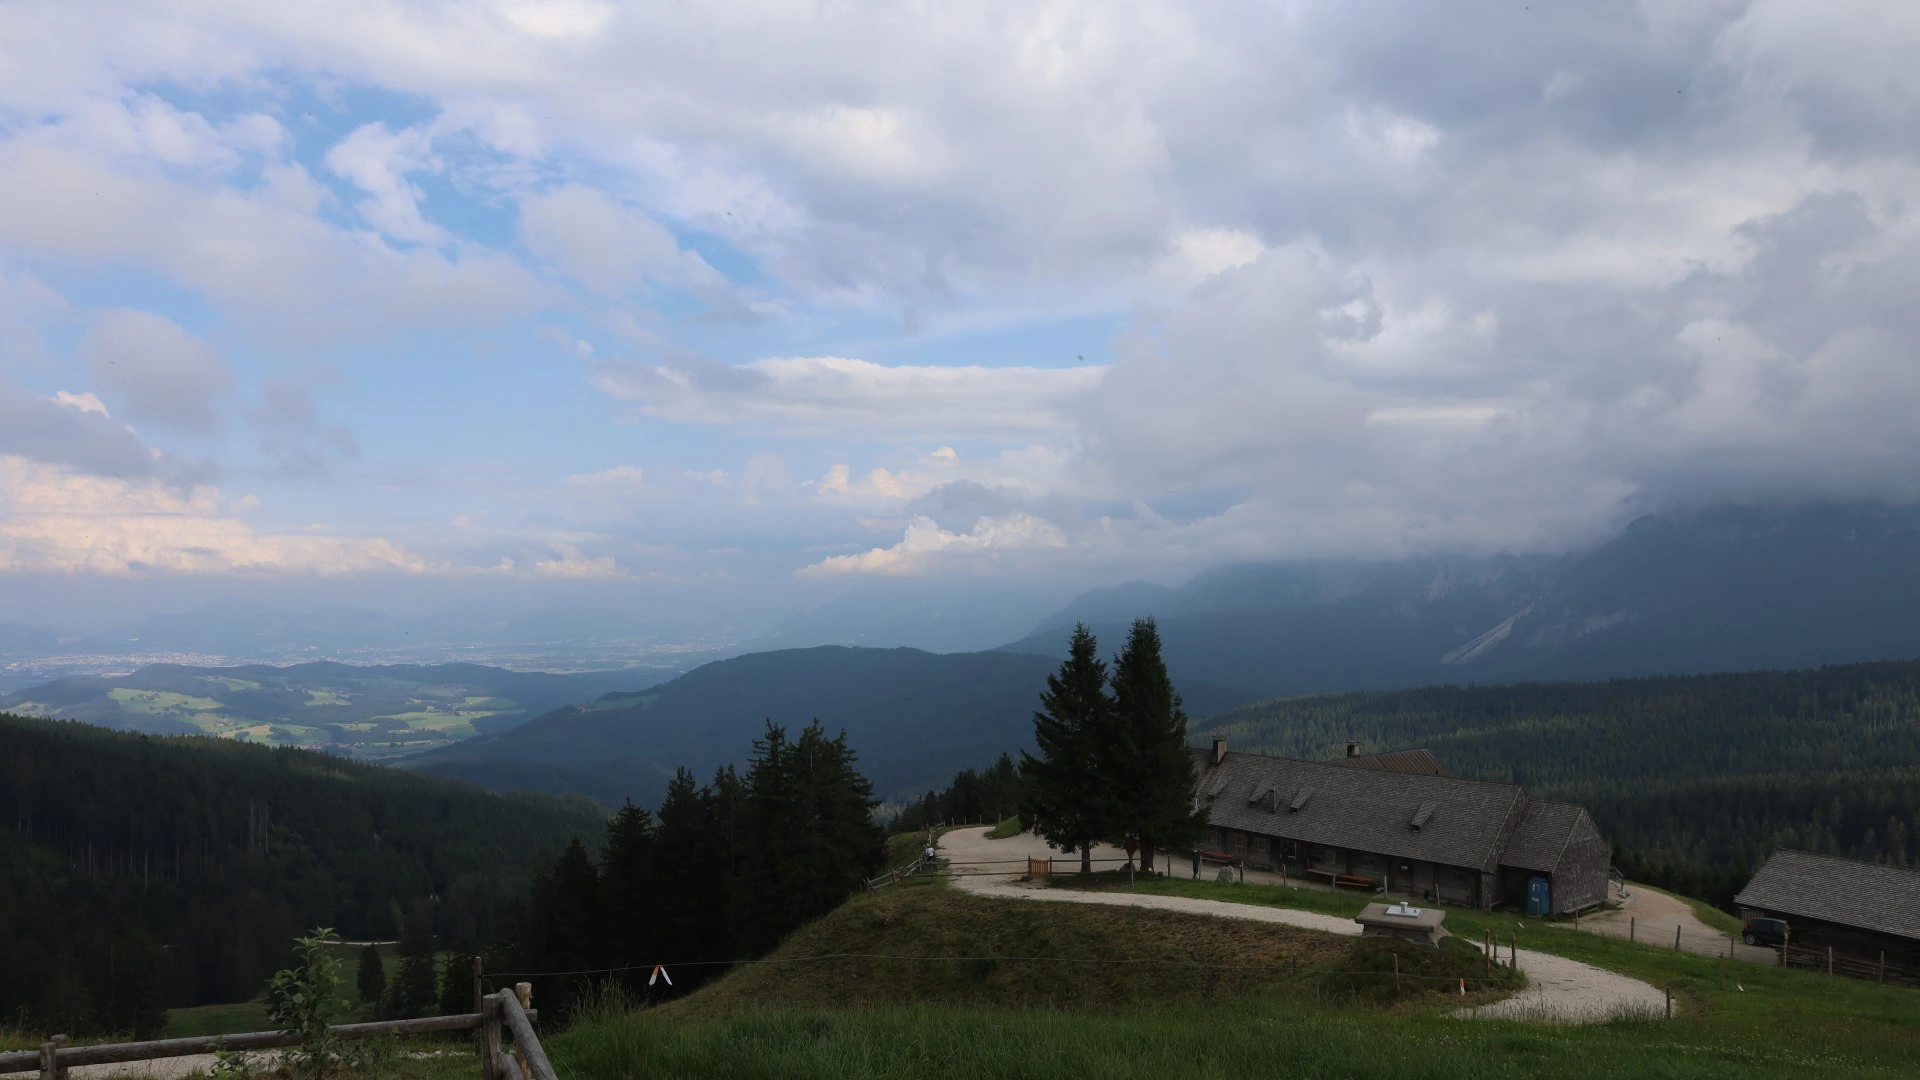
xmin=536 ymin=876 xmax=1920 ymax=1079
xmin=655 ymin=884 xmax=1510 ymax=1017
xmin=407 ymin=646 xmax=1256 ymax=805
xmin=1192 ymin=656 xmax=1920 ymax=903
xmin=0 ymin=662 xmax=657 ymax=762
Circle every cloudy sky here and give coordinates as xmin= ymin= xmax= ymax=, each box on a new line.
xmin=2 ymin=0 xmax=1916 ymax=626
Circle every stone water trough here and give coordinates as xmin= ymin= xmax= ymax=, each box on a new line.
xmin=1355 ymin=901 xmax=1448 ymax=946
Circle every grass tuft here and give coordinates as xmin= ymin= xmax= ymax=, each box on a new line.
xmin=984 ymin=814 xmax=1024 ymax=840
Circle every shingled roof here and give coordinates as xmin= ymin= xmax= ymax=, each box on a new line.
xmin=1734 ymin=850 xmax=1920 ymax=943
xmin=1192 ymin=748 xmax=1527 ymax=873
xmin=1501 ymin=799 xmax=1591 ymax=873
xmin=1329 ymin=747 xmax=1446 ymax=777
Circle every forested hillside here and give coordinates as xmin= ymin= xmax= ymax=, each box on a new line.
xmin=410 ymin=646 xmax=1253 ymax=806
xmin=507 ymin=720 xmax=887 ymax=1015
xmin=1193 ymin=658 xmax=1920 ymax=902
xmin=0 ymin=714 xmax=604 ymax=1037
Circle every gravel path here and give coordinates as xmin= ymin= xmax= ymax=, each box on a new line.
xmin=1562 ymin=882 xmax=1773 ymax=964
xmin=939 ymin=826 xmax=1667 ymax=1025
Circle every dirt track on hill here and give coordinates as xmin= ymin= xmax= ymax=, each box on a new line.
xmin=938 ymin=826 xmax=1667 ymax=1025
xmin=1562 ymin=883 xmax=1775 ymax=964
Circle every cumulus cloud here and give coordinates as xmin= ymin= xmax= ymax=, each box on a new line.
xmin=0 ymin=455 xmax=425 ymax=575
xmin=248 ymin=378 xmax=358 ymax=477
xmin=0 ymin=138 xmax=546 ymax=342
xmin=798 ymin=513 xmax=1068 ymax=577
xmin=595 ymin=354 xmax=1105 ymax=436
xmin=3 ymin=0 xmax=1920 ymax=588
xmin=325 ymin=122 xmax=445 ymax=244
xmin=532 ymin=548 xmax=628 ymax=577
xmin=0 ymin=383 xmax=159 ymax=477
xmin=520 ymin=185 xmax=684 ymax=293
xmin=566 ymin=465 xmax=645 ymax=485
xmin=80 ymin=309 xmax=234 ymax=432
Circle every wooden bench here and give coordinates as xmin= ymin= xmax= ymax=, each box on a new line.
xmin=1304 ymin=868 xmax=1378 ymax=890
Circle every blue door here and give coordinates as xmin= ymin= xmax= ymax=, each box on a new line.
xmin=1527 ymin=877 xmax=1551 ymax=917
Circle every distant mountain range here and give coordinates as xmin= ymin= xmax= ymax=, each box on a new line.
xmin=1002 ymin=503 xmax=1920 ymax=698
xmin=14 ymin=501 xmax=1920 ymax=812
xmin=0 ymin=661 xmax=662 ymax=762
xmin=404 ymin=645 xmax=1258 ymax=805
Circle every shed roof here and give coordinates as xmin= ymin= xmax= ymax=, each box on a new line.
xmin=1193 ymin=748 xmax=1526 ymax=873
xmin=1733 ymin=850 xmax=1920 ymax=943
xmin=1500 ymin=800 xmax=1589 ymax=873
xmin=1330 ymin=747 xmax=1446 ymax=777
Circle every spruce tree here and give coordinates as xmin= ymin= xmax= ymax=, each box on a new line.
xmin=652 ymin=768 xmax=731 ymax=985
xmin=1019 ymin=623 xmax=1119 ymax=873
xmin=355 ymin=944 xmax=385 ymax=1005
xmin=1109 ymin=617 xmax=1204 ymax=874
xmin=598 ymin=800 xmax=658 ymax=987
xmin=386 ymin=898 xmax=439 ymax=1018
xmin=437 ymin=949 xmax=471 ymax=1018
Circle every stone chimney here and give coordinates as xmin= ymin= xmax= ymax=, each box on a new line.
xmin=1211 ymin=738 xmax=1227 ymax=765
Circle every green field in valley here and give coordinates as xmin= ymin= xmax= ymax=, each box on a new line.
xmin=0 ymin=664 xmax=647 ymax=762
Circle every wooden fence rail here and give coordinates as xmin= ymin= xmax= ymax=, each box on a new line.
xmin=1783 ymin=944 xmax=1920 ymax=988
xmin=0 ymin=988 xmax=550 ymax=1080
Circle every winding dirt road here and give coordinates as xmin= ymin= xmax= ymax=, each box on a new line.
xmin=938 ymin=826 xmax=1666 ymax=1024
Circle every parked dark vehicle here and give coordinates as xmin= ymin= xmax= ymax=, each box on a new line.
xmin=1742 ymin=916 xmax=1790 ymax=947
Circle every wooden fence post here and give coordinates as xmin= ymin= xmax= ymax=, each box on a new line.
xmin=1629 ymin=916 xmax=1635 ymax=942
xmin=472 ymin=955 xmax=489 ymax=1080
xmin=1674 ymin=925 xmax=1681 ymax=950
xmin=1880 ymin=951 xmax=1887 ymax=983
xmin=481 ymin=992 xmax=503 ymax=1080
xmin=1393 ymin=954 xmax=1400 ymax=996
xmin=1828 ymin=946 xmax=1834 ymax=976
xmin=1719 ymin=951 xmax=1726 ymax=991
xmin=1509 ymin=932 xmax=1517 ymax=972
xmin=1483 ymin=930 xmax=1490 ymax=977
xmin=38 ymin=1034 xmax=67 ymax=1080
xmin=1664 ymin=986 xmax=1672 ymax=1020
xmin=513 ymin=984 xmax=534 ymax=1080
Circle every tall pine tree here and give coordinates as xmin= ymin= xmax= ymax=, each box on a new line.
xmin=1108 ymin=617 xmax=1204 ymax=873
xmin=733 ymin=721 xmax=885 ymax=956
xmin=597 ymin=800 xmax=658 ymax=988
xmin=1019 ymin=623 xmax=1120 ymax=873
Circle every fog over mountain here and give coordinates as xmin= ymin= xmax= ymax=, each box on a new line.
xmin=1007 ymin=502 xmax=1920 ymax=698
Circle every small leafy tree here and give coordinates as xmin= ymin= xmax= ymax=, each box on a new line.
xmin=265 ymin=928 xmax=354 ymax=1078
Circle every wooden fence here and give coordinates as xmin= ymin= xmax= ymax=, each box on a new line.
xmin=0 ymin=984 xmax=554 ymax=1080
xmin=1783 ymin=944 xmax=1920 ymax=988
